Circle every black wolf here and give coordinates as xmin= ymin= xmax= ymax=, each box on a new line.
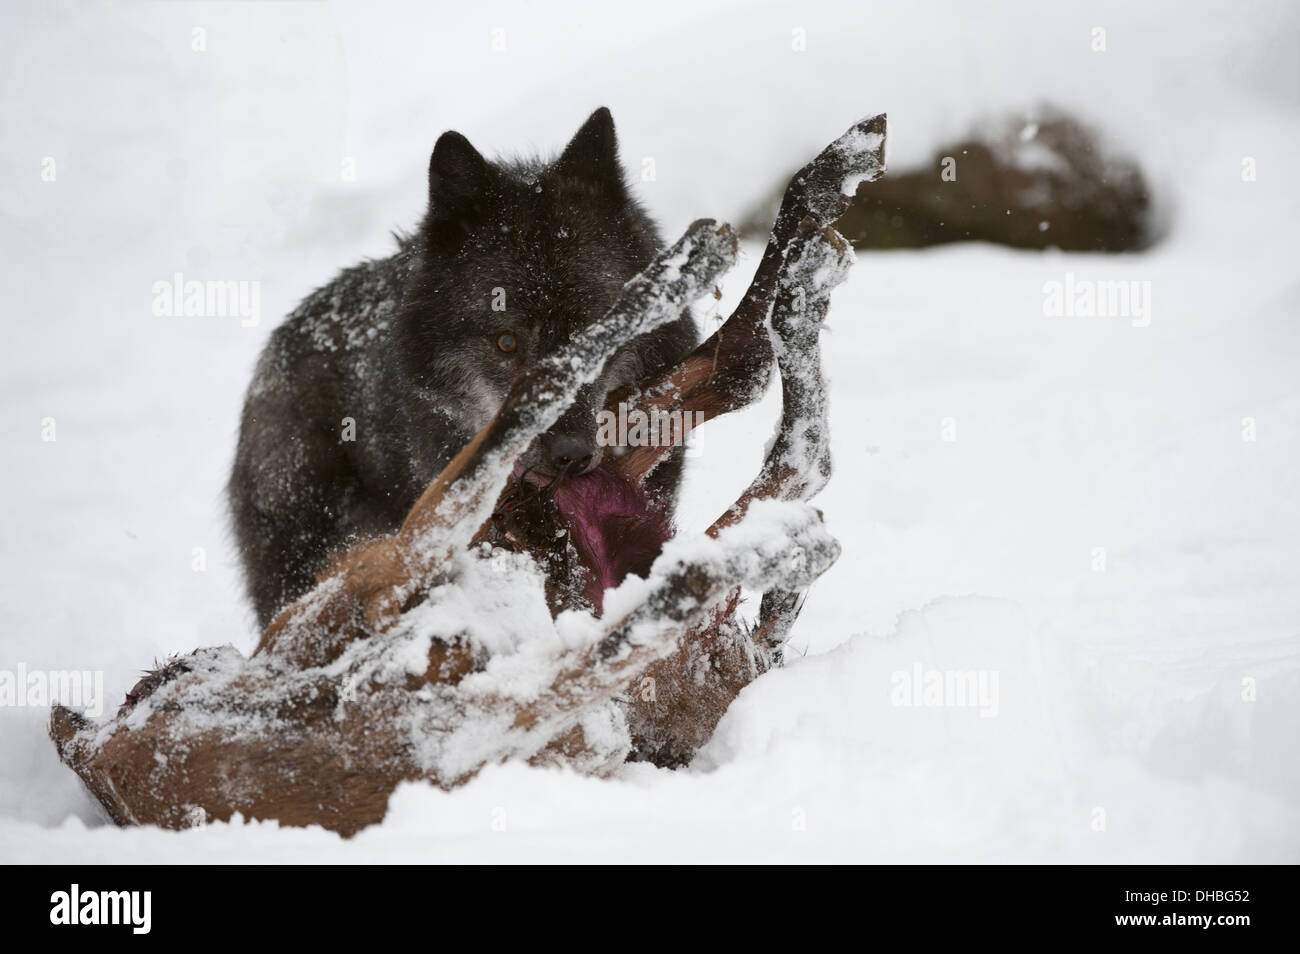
xmin=229 ymin=108 xmax=695 ymax=625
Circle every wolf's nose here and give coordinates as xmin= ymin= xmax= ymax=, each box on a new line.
xmin=545 ymin=434 xmax=596 ymax=474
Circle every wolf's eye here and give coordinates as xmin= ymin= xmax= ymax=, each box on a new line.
xmin=496 ymin=333 xmax=518 ymax=354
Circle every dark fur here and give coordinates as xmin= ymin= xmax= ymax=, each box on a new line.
xmin=229 ymin=108 xmax=696 ymax=625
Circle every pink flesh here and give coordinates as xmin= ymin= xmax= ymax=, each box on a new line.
xmin=513 ymin=464 xmax=672 ymax=611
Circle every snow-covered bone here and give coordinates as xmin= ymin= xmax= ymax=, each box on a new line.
xmin=623 ymin=127 xmax=871 ymax=664
xmin=719 ymin=224 xmax=855 ymax=656
xmin=712 ymin=223 xmax=852 ymax=531
xmin=608 ymin=113 xmax=885 ymax=482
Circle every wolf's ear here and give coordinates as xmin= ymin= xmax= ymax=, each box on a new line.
xmin=553 ymin=107 xmax=624 ymax=190
xmin=427 ymin=130 xmax=492 ymax=222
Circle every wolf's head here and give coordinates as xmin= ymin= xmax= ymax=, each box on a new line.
xmin=393 ymin=107 xmax=694 ymax=479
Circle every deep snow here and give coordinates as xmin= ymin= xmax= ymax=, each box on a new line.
xmin=1 ymin=0 xmax=1297 ymax=862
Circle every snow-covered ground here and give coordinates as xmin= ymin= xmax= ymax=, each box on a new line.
xmin=1 ymin=0 xmax=1297 ymax=861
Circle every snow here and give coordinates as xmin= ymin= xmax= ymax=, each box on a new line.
xmin=2 ymin=0 xmax=1298 ymax=861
